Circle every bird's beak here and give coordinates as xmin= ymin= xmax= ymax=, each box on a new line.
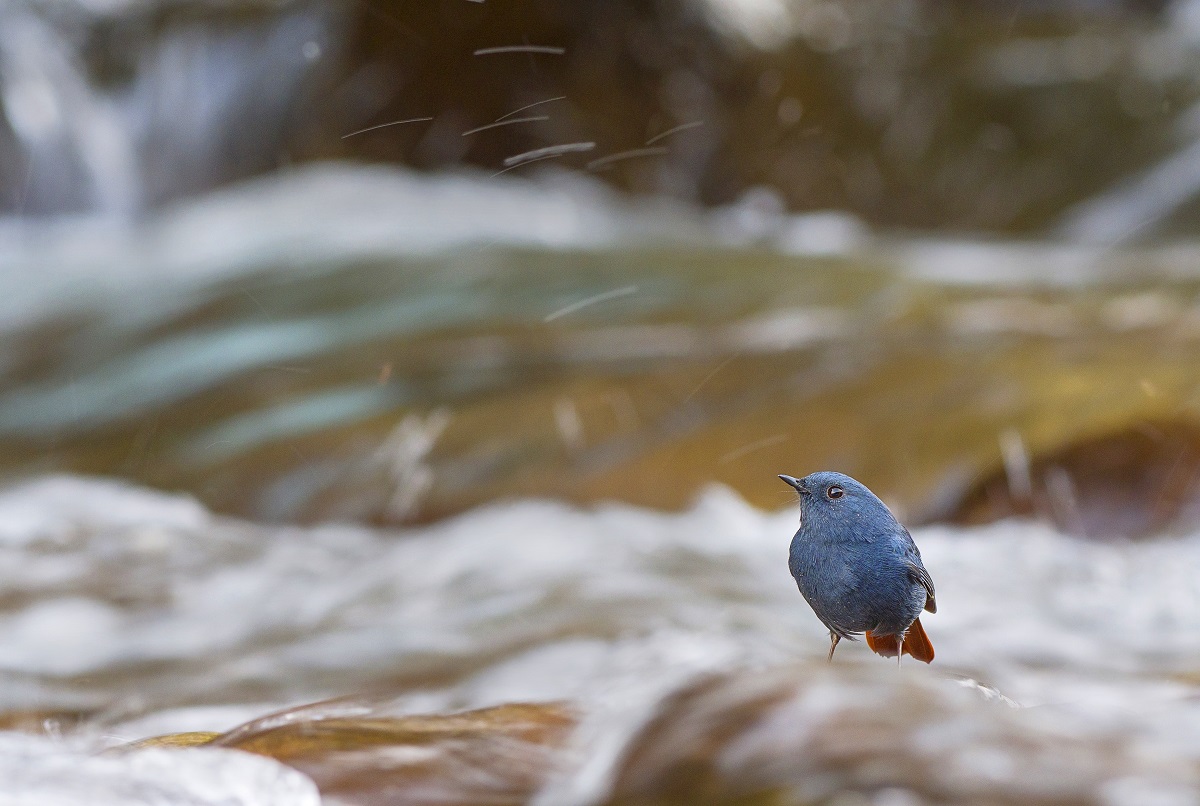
xmin=778 ymin=474 xmax=809 ymax=495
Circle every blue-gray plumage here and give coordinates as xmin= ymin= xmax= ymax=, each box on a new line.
xmin=779 ymin=471 xmax=936 ymax=663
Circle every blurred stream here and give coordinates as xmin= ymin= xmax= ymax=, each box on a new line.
xmin=2 ymin=165 xmax=1200 ymax=804
xmin=4 ymin=164 xmax=1200 ymax=530
xmin=6 ymin=1 xmax=1200 ymax=804
xmin=7 ymin=475 xmax=1200 ymax=804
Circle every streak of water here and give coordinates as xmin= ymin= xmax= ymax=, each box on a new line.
xmin=473 ymin=45 xmax=567 ymax=56
xmin=503 ymin=142 xmax=597 ymax=167
xmin=341 ymin=117 xmax=434 ymax=140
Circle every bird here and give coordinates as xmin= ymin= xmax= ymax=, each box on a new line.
xmin=778 ymin=471 xmax=936 ymax=664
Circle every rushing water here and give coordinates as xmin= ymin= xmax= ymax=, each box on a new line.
xmin=5 ymin=476 xmax=1200 ymax=803
xmin=6 ymin=163 xmax=1200 ymax=530
xmin=9 ymin=0 xmax=1200 ymax=801
xmin=4 ymin=164 xmax=1200 ymax=803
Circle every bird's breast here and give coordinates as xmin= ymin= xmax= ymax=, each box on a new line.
xmin=789 ymin=533 xmax=924 ymax=633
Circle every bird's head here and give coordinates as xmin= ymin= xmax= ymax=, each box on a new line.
xmin=778 ymin=470 xmax=893 ymax=529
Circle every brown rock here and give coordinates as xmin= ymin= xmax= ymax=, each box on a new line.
xmin=213 ymin=700 xmax=578 ymax=806
xmin=948 ymin=419 xmax=1200 ymax=539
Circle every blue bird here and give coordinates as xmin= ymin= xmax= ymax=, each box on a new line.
xmin=778 ymin=471 xmax=936 ymax=663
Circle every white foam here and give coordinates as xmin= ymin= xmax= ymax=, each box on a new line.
xmin=0 ymin=733 xmax=319 ymax=806
xmin=0 ymin=475 xmax=208 ymax=547
xmin=1 ymin=474 xmax=1200 ymax=800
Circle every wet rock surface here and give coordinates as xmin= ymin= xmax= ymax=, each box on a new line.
xmin=76 ymin=665 xmax=1200 ymax=806
xmin=600 ymin=667 xmax=1186 ymax=806
xmin=948 ymin=419 xmax=1200 ymax=539
xmin=213 ymin=701 xmax=577 ymax=806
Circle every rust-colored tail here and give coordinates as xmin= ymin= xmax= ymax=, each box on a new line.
xmin=864 ymin=618 xmax=934 ymax=664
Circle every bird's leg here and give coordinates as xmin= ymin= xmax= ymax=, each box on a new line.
xmin=827 ymin=631 xmax=841 ymax=663
xmin=896 ymin=629 xmax=905 ymax=669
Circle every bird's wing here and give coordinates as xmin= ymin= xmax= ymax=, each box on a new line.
xmin=907 ymin=559 xmax=937 ymax=613
xmin=897 ymin=527 xmax=937 ymax=612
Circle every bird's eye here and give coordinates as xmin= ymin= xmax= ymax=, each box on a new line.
xmin=826 ymin=485 xmax=844 ymax=499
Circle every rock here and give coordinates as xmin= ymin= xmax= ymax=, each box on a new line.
xmin=118 ymin=732 xmax=223 ymax=751
xmin=947 ymin=419 xmax=1200 ymax=539
xmin=212 ymin=700 xmax=577 ymax=806
xmin=601 ymin=665 xmax=1193 ymax=805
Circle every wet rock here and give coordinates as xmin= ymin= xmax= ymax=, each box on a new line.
xmin=119 ymin=731 xmax=223 ymax=750
xmin=105 ymin=664 xmax=1200 ymax=805
xmin=601 ymin=665 xmax=1195 ymax=806
xmin=212 ymin=701 xmax=577 ymax=806
xmin=947 ymin=419 xmax=1200 ymax=539
xmin=0 ymin=709 xmax=94 ymax=735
